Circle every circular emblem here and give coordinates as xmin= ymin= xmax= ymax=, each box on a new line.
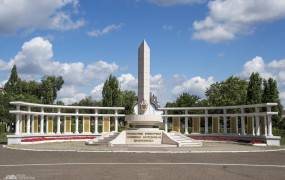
xmin=140 ymin=99 xmax=148 ymax=113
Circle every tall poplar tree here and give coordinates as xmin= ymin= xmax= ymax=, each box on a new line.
xmin=266 ymin=78 xmax=283 ymax=127
xmin=102 ymin=75 xmax=121 ymax=107
xmin=246 ymin=72 xmax=262 ymax=104
xmin=4 ymin=65 xmax=21 ymax=94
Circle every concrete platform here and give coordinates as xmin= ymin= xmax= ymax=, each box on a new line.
xmin=5 ymin=141 xmax=285 ymax=153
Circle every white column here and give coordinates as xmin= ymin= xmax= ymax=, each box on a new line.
xmin=57 ymin=108 xmax=61 ymax=134
xmin=94 ymin=109 xmax=98 ymax=134
xmin=267 ymin=106 xmax=273 ymax=137
xmin=264 ymin=115 xmax=268 ymax=136
xmin=164 ymin=110 xmax=168 ymax=132
xmin=75 ymin=109 xmax=79 ymax=134
xmin=241 ymin=108 xmax=246 ymax=135
xmin=15 ymin=105 xmax=20 ymax=135
xmin=205 ymin=109 xmax=208 ymax=134
xmin=40 ymin=107 xmax=44 ymax=134
xmin=251 ymin=116 xmax=255 ymax=136
xmin=255 ymin=107 xmax=260 ymax=136
xmin=223 ymin=109 xmax=227 ymax=134
xmin=115 ymin=110 xmax=118 ymax=132
xmin=185 ymin=110 xmax=188 ymax=134
xmin=27 ymin=106 xmax=31 ymax=134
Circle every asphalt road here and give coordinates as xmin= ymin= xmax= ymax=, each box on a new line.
xmin=0 ymin=146 xmax=285 ymax=180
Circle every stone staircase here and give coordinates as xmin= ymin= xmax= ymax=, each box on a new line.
xmin=85 ymin=132 xmax=119 ymax=146
xmin=166 ymin=132 xmax=202 ymax=147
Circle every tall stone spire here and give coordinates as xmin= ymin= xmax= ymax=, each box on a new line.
xmin=138 ymin=40 xmax=150 ymax=114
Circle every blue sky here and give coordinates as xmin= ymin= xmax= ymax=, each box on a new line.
xmin=0 ymin=0 xmax=285 ymax=106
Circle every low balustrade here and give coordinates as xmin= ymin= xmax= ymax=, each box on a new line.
xmin=159 ymin=103 xmax=279 ymax=137
xmin=9 ymin=101 xmax=125 ymax=136
xmin=8 ymin=101 xmax=281 ymax=145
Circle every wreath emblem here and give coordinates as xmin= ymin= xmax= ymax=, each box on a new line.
xmin=140 ymin=99 xmax=148 ymax=113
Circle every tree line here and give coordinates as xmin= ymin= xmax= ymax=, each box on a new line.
xmin=166 ymin=73 xmax=284 ymax=129
xmin=0 ymin=65 xmax=284 ymax=132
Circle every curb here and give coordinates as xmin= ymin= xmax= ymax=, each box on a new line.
xmin=4 ymin=145 xmax=285 ymax=154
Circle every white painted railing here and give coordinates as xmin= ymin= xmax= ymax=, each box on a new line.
xmin=159 ymin=103 xmax=278 ymax=137
xmin=10 ymin=101 xmax=125 ymax=135
xmin=9 ymin=101 xmax=279 ymax=138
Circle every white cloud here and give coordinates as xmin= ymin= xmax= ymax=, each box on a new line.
xmin=193 ymin=0 xmax=285 ymax=42
xmin=172 ymin=76 xmax=214 ymax=98
xmin=2 ymin=37 xmax=118 ymax=85
xmin=87 ymin=23 xmax=123 ymax=37
xmin=86 ymin=61 xmax=118 ymax=81
xmin=0 ymin=36 xmax=119 ymax=104
xmin=240 ymin=56 xmax=285 ymax=106
xmin=91 ymin=83 xmax=104 ymax=101
xmin=0 ymin=0 xmax=84 ymax=34
xmin=0 ymin=79 xmax=7 ymax=88
xmin=268 ymin=59 xmax=285 ymax=69
xmin=57 ymin=85 xmax=86 ymax=104
xmin=118 ymin=73 xmax=137 ymax=92
xmin=149 ymin=0 xmax=205 ymax=6
xmin=49 ymin=12 xmax=85 ymax=31
xmin=240 ymin=56 xmax=273 ymax=79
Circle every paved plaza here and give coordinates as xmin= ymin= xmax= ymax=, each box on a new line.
xmin=5 ymin=141 xmax=285 ymax=153
xmin=1 ymin=143 xmax=285 ymax=180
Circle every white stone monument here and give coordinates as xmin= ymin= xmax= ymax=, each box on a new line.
xmin=125 ymin=40 xmax=163 ymax=128
xmin=138 ymin=40 xmax=150 ymax=115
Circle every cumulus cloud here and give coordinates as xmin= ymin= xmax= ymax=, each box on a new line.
xmin=149 ymin=0 xmax=205 ymax=6
xmin=2 ymin=37 xmax=118 ymax=85
xmin=91 ymin=83 xmax=104 ymax=101
xmin=118 ymin=73 xmax=137 ymax=91
xmin=87 ymin=23 xmax=123 ymax=37
xmin=0 ymin=36 xmax=119 ymax=104
xmin=57 ymin=85 xmax=86 ymax=104
xmin=172 ymin=76 xmax=214 ymax=98
xmin=0 ymin=0 xmax=84 ymax=34
xmin=240 ymin=56 xmax=273 ymax=79
xmin=192 ymin=0 xmax=285 ymax=42
xmin=240 ymin=56 xmax=285 ymax=105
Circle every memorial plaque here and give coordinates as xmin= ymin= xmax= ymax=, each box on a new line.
xmin=172 ymin=117 xmax=180 ymax=132
xmin=33 ymin=115 xmax=39 ymax=133
xmin=126 ymin=131 xmax=162 ymax=144
xmin=83 ymin=116 xmax=90 ymax=133
xmin=65 ymin=116 xmax=71 ymax=133
xmin=48 ymin=116 xmax=53 ymax=133
xmin=103 ymin=116 xmax=110 ymax=132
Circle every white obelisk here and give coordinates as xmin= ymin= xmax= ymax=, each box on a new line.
xmin=138 ymin=40 xmax=150 ymax=114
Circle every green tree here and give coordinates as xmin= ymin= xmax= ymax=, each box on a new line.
xmin=121 ymin=90 xmax=137 ymax=115
xmin=4 ymin=65 xmax=21 ymax=94
xmin=102 ymin=75 xmax=121 ymax=107
xmin=40 ymin=76 xmax=64 ymax=104
xmin=175 ymin=93 xmax=200 ymax=107
xmin=262 ymin=78 xmax=283 ymax=127
xmin=246 ymin=72 xmax=262 ymax=104
xmin=262 ymin=79 xmax=270 ymax=103
xmin=206 ymin=76 xmax=248 ymax=106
